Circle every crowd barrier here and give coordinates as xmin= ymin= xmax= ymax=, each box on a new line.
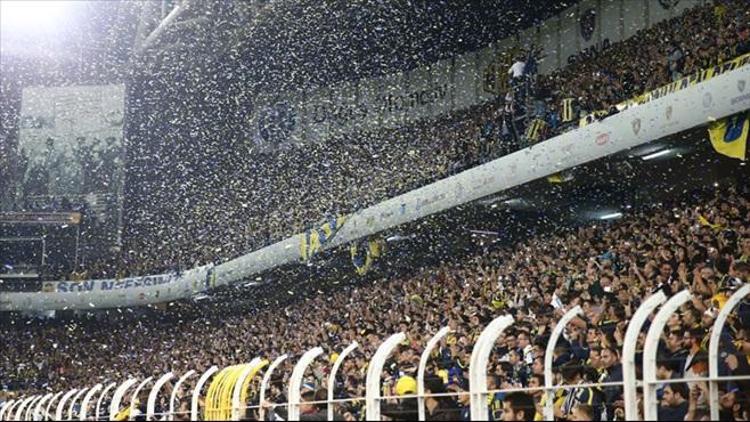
xmin=2 ymin=286 xmax=749 ymax=421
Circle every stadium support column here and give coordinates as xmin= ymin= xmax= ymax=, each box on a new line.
xmin=469 ymin=315 xmax=514 ymax=421
xmin=136 ymin=0 xmax=193 ymax=55
xmin=418 ymin=327 xmax=452 ymax=421
xmin=328 ymin=343 xmax=359 ymax=421
xmin=709 ymin=284 xmax=750 ymax=420
xmin=366 ymin=333 xmax=407 ymax=420
xmin=288 ymin=348 xmax=324 ymax=421
xmin=622 ymin=291 xmax=666 ymax=421
xmin=642 ymin=290 xmax=692 ymax=420
xmin=544 ymin=306 xmax=583 ymax=421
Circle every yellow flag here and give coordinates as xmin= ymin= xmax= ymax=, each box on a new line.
xmin=708 ymin=113 xmax=748 ymax=160
xmin=547 ymin=173 xmax=565 ymax=184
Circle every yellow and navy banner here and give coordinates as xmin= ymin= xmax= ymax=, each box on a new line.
xmin=708 ymin=112 xmax=748 ymax=160
xmin=299 ymin=214 xmax=348 ymax=262
xmin=561 ymin=98 xmax=576 ymax=123
xmin=525 ymin=118 xmax=547 ymax=143
xmin=351 ymin=238 xmax=385 ymax=276
xmin=580 ymin=52 xmax=750 ymax=126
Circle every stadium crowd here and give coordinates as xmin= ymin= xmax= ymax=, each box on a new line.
xmin=116 ymin=0 xmax=750 ymax=281
xmin=2 ymin=1 xmax=750 ymax=421
xmin=3 ymin=184 xmax=750 ymax=421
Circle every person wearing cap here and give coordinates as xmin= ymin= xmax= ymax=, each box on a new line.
xmin=380 ymin=375 xmax=418 ymax=421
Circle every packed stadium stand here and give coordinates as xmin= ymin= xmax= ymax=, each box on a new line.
xmin=1 ymin=0 xmax=750 ymax=421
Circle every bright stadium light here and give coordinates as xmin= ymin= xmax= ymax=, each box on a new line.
xmin=0 ymin=0 xmax=74 ymax=32
xmin=641 ymin=149 xmax=672 ymax=161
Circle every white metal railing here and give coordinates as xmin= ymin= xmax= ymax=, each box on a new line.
xmin=4 ymin=288 xmax=750 ymax=421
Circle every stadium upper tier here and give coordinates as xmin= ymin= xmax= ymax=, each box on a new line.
xmin=117 ymin=0 xmax=749 ymax=283
xmin=2 ymin=61 xmax=748 ymax=311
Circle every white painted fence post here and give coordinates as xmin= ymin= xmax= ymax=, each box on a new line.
xmin=544 ymin=306 xmax=583 ymax=421
xmin=259 ymin=355 xmax=288 ymax=421
xmin=3 ymin=399 xmax=20 ymax=422
xmin=0 ymin=399 xmax=15 ymax=421
xmin=24 ymin=395 xmax=44 ymax=421
xmin=643 ymin=290 xmax=691 ymax=421
xmin=418 ymin=327 xmax=451 ymax=421
xmin=7 ymin=395 xmax=22 ymax=421
xmin=169 ymin=370 xmax=195 ymax=421
xmin=328 ymin=343 xmax=358 ymax=421
xmin=709 ymin=284 xmax=750 ymax=420
xmin=33 ymin=394 xmax=53 ymax=422
xmin=79 ymin=384 xmax=102 ymax=421
xmin=288 ymin=348 xmax=324 ymax=421
xmin=191 ymin=366 xmax=218 ymax=421
xmin=67 ymin=388 xmax=89 ymax=420
xmin=128 ymin=376 xmax=154 ymax=421
xmin=366 ymin=332 xmax=406 ymax=421
xmin=147 ymin=372 xmax=174 ymax=421
xmin=469 ymin=315 xmax=514 ymax=421
xmin=95 ymin=382 xmax=118 ymax=420
xmin=231 ymin=358 xmax=263 ymax=421
xmin=14 ymin=395 xmax=37 ymax=421
xmin=622 ymin=290 xmax=667 ymax=421
xmin=56 ymin=389 xmax=79 ymax=421
xmin=109 ymin=379 xmax=138 ymax=421
xmin=45 ymin=392 xmax=65 ymax=421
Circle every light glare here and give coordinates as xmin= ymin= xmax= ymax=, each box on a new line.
xmin=1 ymin=0 xmax=72 ymax=31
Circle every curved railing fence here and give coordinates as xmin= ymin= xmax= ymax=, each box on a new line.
xmin=1 ymin=287 xmax=749 ymax=421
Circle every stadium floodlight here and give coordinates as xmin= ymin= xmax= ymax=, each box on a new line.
xmin=0 ymin=1 xmax=73 ymax=30
xmin=599 ymin=212 xmax=623 ymax=220
xmin=641 ymin=149 xmax=672 ymax=160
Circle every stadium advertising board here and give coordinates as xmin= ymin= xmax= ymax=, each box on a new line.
xmin=42 ymin=273 xmax=178 ymax=293
xmin=249 ymin=0 xmax=701 ymax=146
